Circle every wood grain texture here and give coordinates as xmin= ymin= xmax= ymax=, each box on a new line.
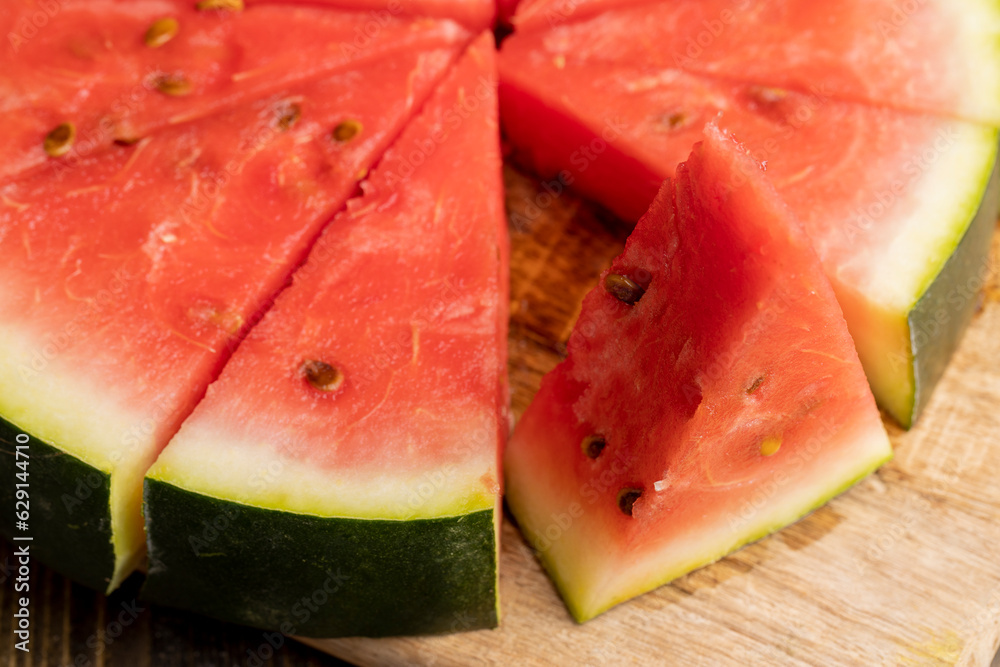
xmin=302 ymin=165 xmax=1000 ymax=667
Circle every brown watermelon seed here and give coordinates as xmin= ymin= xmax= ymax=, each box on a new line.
xmin=196 ymin=0 xmax=244 ymax=10
xmin=43 ymin=123 xmax=76 ymax=157
xmin=154 ymin=73 xmax=192 ymax=97
xmin=114 ymin=137 xmax=142 ymax=147
xmin=660 ymin=111 xmax=689 ymax=130
xmin=332 ymin=120 xmax=363 ymax=143
xmin=617 ymin=488 xmax=642 ymax=517
xmin=301 ymin=360 xmax=344 ymax=392
xmin=144 ymin=17 xmax=179 ymax=48
xmin=581 ymin=435 xmax=606 ymax=459
xmin=746 ymin=375 xmax=766 ymax=395
xmin=604 ymin=274 xmax=645 ymax=305
xmin=275 ymin=103 xmax=301 ymax=131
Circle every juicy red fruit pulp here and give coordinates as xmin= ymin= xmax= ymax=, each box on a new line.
xmin=505 ymin=125 xmax=892 ymax=620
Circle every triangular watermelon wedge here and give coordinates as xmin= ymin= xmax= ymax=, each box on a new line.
xmin=0 ymin=41 xmax=462 ymax=593
xmin=0 ymin=0 xmax=470 ymax=180
xmin=505 ymin=124 xmax=893 ymax=622
xmin=143 ymin=32 xmax=506 ymax=636
xmin=505 ymin=0 xmax=1000 ymax=125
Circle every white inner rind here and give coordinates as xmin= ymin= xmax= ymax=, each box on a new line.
xmin=508 ymin=420 xmax=892 ymax=622
xmin=831 ymin=282 xmax=915 ymax=426
xmin=147 ymin=411 xmax=499 ymax=521
xmin=831 ymin=124 xmax=997 ymax=424
xmin=947 ymin=0 xmax=1000 ymax=124
xmin=0 ymin=326 xmax=158 ymax=473
xmin=0 ymin=324 xmax=162 ymax=590
xmin=847 ymin=122 xmax=999 ymax=313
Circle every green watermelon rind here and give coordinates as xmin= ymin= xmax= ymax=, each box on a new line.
xmin=507 ymin=430 xmax=893 ymax=623
xmin=0 ymin=286 xmax=197 ymax=595
xmin=904 ymin=138 xmax=1000 ymax=426
xmin=863 ymin=132 xmax=999 ymax=427
xmin=597 ymin=446 xmax=892 ymax=621
xmin=0 ymin=417 xmax=115 ymax=591
xmin=142 ymin=478 xmax=500 ymax=637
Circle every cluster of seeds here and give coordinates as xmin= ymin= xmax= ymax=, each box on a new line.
xmin=588 ymin=271 xmax=650 ymax=515
xmin=41 ymin=4 xmax=364 ymax=163
xmin=590 ymin=270 xmax=783 ymax=517
xmin=581 ymin=430 xmax=643 ymax=517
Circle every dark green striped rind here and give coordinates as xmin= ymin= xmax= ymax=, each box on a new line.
xmin=142 ymin=478 xmax=498 ymax=637
xmin=906 ymin=145 xmax=1000 ymax=427
xmin=0 ymin=417 xmax=114 ymax=591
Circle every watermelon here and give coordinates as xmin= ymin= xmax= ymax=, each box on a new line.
xmin=0 ymin=0 xmax=468 ymax=181
xmin=498 ymin=20 xmax=1000 ymax=427
xmin=495 ymin=0 xmax=523 ymax=25
xmin=142 ymin=32 xmax=506 ymax=636
xmin=506 ymin=0 xmax=1000 ymax=125
xmin=0 ymin=34 xmax=466 ymax=593
xmin=244 ymin=0 xmax=495 ymax=30
xmin=507 ymin=0 xmax=640 ymax=28
xmin=504 ymin=125 xmax=893 ymax=622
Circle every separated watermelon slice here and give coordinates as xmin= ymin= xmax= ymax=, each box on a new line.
xmin=0 ymin=0 xmax=468 ymax=180
xmin=499 ymin=25 xmax=1000 ymax=427
xmin=505 ymin=125 xmax=893 ymax=622
xmin=0 ymin=39 xmax=464 ymax=593
xmin=143 ymin=32 xmax=507 ymax=636
xmin=506 ymin=0 xmax=1000 ymax=125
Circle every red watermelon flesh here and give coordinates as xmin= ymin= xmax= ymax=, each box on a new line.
xmin=0 ymin=0 xmax=469 ymax=181
xmin=244 ymin=0 xmax=495 ymax=30
xmin=509 ymin=0 xmax=642 ymax=29
xmin=0 ymin=42 xmax=460 ymax=591
xmin=504 ymin=124 xmax=893 ymax=622
xmin=143 ymin=32 xmax=507 ymax=634
xmin=499 ymin=31 xmax=999 ymax=426
xmin=150 ymin=28 xmax=506 ymax=546
xmin=499 ymin=46 xmax=994 ymax=299
xmin=495 ymin=0 xmax=523 ymax=25
xmin=506 ymin=0 xmax=1000 ymax=125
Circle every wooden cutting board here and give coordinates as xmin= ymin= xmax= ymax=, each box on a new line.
xmin=303 ymin=166 xmax=1000 ymax=667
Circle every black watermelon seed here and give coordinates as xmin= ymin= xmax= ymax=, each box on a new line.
xmin=581 ymin=435 xmax=606 ymax=459
xmin=617 ymin=488 xmax=642 ymax=517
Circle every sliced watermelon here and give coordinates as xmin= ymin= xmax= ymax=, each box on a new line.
xmin=498 ymin=29 xmax=1000 ymax=427
xmin=506 ymin=0 xmax=1000 ymax=125
xmin=496 ymin=0 xmax=523 ymax=25
xmin=244 ymin=0 xmax=495 ymax=30
xmin=143 ymin=32 xmax=507 ymax=636
xmin=505 ymin=125 xmax=893 ymax=622
xmin=0 ymin=0 xmax=469 ymax=180
xmin=509 ymin=0 xmax=642 ymax=30
xmin=0 ymin=41 xmax=462 ymax=593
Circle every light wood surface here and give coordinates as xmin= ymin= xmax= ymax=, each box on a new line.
xmin=303 ymin=166 xmax=1000 ymax=666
